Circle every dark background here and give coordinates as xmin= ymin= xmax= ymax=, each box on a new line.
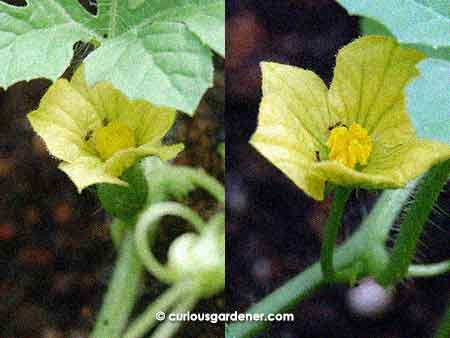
xmin=0 ymin=1 xmax=224 ymax=337
xmin=225 ymin=1 xmax=450 ymax=338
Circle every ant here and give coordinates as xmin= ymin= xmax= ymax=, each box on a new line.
xmin=84 ymin=130 xmax=93 ymax=141
xmin=315 ymin=151 xmax=321 ymax=162
xmin=328 ymin=121 xmax=347 ymax=131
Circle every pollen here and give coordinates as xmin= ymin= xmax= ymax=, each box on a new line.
xmin=327 ymin=122 xmax=372 ymax=169
xmin=94 ymin=120 xmax=136 ymax=160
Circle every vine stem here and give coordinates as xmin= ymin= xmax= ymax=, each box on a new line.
xmin=149 ymin=293 xmax=198 ymax=338
xmin=227 ymin=180 xmax=417 ymax=338
xmin=320 ymin=187 xmax=352 ymax=281
xmin=122 ymin=280 xmax=193 ymax=338
xmin=376 ymin=160 xmax=450 ymax=286
xmin=90 ymin=231 xmax=143 ymax=338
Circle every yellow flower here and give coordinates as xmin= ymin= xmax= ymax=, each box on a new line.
xmin=250 ymin=36 xmax=450 ymax=201
xmin=28 ymin=66 xmax=184 ymax=192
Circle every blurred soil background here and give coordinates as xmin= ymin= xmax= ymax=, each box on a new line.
xmin=225 ymin=1 xmax=450 ymax=338
xmin=0 ymin=1 xmax=224 ymax=337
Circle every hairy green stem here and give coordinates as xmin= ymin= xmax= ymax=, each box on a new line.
xmin=227 ymin=182 xmax=417 ymax=338
xmin=408 ymin=261 xmax=450 ymax=278
xmin=321 ymin=187 xmax=352 ymax=281
xmin=122 ymin=281 xmax=192 ymax=338
xmin=377 ymin=160 xmax=450 ymax=286
xmin=90 ymin=232 xmax=143 ymax=338
xmin=434 ymin=302 xmax=450 ymax=338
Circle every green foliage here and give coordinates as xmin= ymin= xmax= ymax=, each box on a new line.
xmin=96 ymin=157 xmax=193 ymax=220
xmin=128 ymin=0 xmax=145 ymax=10
xmin=407 ymin=59 xmax=450 ymax=143
xmin=0 ymin=1 xmax=91 ymax=86
xmin=337 ymin=0 xmax=450 ymax=48
xmin=0 ymin=0 xmax=225 ymax=115
xmin=97 ymin=156 xmax=223 ymax=221
xmin=360 ymin=18 xmax=450 ymax=144
xmin=360 ymin=18 xmax=450 ymax=61
xmin=97 ymin=162 xmax=148 ymax=220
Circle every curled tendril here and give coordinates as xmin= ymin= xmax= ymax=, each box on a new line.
xmin=128 ymin=202 xmax=224 ymax=338
xmin=134 ymin=201 xmax=207 ymax=284
xmin=124 ymin=166 xmax=224 ymax=338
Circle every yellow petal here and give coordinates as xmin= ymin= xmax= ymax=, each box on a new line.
xmin=102 ymin=143 xmax=184 ymax=180
xmin=314 ymin=140 xmax=450 ymax=189
xmin=136 ymin=143 xmax=185 ymax=160
xmin=59 ymin=157 xmax=127 ymax=193
xmin=260 ymin=62 xmax=335 ymax=151
xmin=126 ymin=99 xmax=177 ymax=145
xmin=28 ymin=79 xmax=100 ymax=163
xmin=312 ymin=160 xmax=398 ymax=189
xmin=328 ymin=36 xmax=425 ymax=138
xmin=72 ymin=66 xmax=177 ymax=147
xmin=250 ymin=93 xmax=325 ymax=200
xmin=365 ymin=139 xmax=450 ymax=185
xmin=28 ymin=66 xmax=181 ymax=192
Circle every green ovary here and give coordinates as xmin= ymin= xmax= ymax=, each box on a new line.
xmin=94 ymin=120 xmax=136 ymax=160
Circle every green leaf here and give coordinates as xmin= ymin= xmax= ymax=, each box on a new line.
xmin=337 ymin=0 xmax=450 ymax=48
xmin=0 ymin=0 xmax=225 ymax=114
xmin=97 ymin=156 xmax=223 ymax=220
xmin=128 ymin=0 xmax=145 ymax=10
xmin=83 ymin=23 xmax=213 ymax=114
xmin=97 ymin=162 xmax=148 ymax=220
xmin=361 ymin=17 xmax=450 ymax=61
xmin=406 ymin=58 xmax=450 ymax=144
xmin=0 ymin=0 xmax=94 ymax=85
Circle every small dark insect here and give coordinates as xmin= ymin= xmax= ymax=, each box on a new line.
xmin=328 ymin=121 xmax=347 ymax=131
xmin=315 ymin=151 xmax=321 ymax=161
xmin=84 ymin=130 xmax=93 ymax=141
xmin=102 ymin=118 xmax=109 ymax=126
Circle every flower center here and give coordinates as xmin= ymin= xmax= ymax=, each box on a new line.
xmin=327 ymin=122 xmax=372 ymax=169
xmin=94 ymin=120 xmax=136 ymax=160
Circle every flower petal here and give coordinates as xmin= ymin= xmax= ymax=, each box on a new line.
xmin=59 ymin=157 xmax=127 ymax=193
xmin=250 ymin=93 xmax=325 ymax=200
xmin=103 ymin=143 xmax=184 ymax=179
xmin=328 ymin=36 xmax=425 ymax=135
xmin=365 ymin=139 xmax=450 ymax=185
xmin=312 ymin=161 xmax=399 ymax=189
xmin=126 ymin=100 xmax=177 ymax=145
xmin=260 ymin=62 xmax=334 ymax=150
xmin=71 ymin=66 xmax=177 ymax=146
xmin=136 ymin=143 xmax=185 ymax=160
xmin=71 ymin=66 xmax=130 ymax=122
xmin=30 ymin=66 xmax=182 ymax=193
xmin=313 ymin=140 xmax=450 ymax=189
xmin=104 ymin=149 xmax=139 ymax=177
xmin=28 ymin=79 xmax=100 ymax=162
